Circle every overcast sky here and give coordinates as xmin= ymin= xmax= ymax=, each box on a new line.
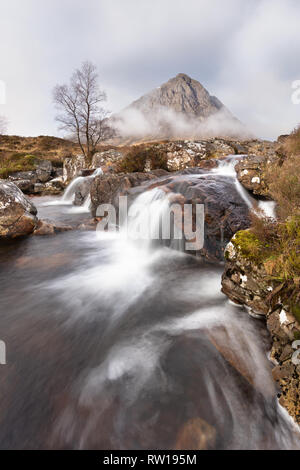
xmin=0 ymin=0 xmax=300 ymax=140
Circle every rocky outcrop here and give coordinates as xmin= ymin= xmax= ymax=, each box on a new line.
xmin=235 ymin=154 xmax=280 ymax=199
xmin=74 ymin=178 xmax=93 ymax=206
xmin=63 ymin=154 xmax=87 ymax=182
xmin=7 ymin=160 xmax=64 ymax=195
xmin=32 ymin=177 xmax=65 ymax=195
xmin=0 ymin=180 xmax=38 ymax=238
xmin=116 ymin=139 xmax=278 ymax=173
xmin=35 ymin=160 xmax=53 ymax=183
xmin=164 ymin=140 xmax=236 ymax=171
xmin=90 ymin=171 xmax=167 ymax=216
xmin=92 ymin=149 xmax=123 ymax=169
xmin=221 ymin=230 xmax=300 ymax=424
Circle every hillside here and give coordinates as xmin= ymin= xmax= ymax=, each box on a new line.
xmin=0 ymin=135 xmax=80 ymax=178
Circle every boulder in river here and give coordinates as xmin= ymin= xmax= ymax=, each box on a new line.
xmin=33 ymin=219 xmax=73 ymax=236
xmin=124 ymin=172 xmax=251 ymax=260
xmin=0 ymin=180 xmax=38 ymax=238
xmin=35 ymin=160 xmax=53 ymax=183
xmin=90 ymin=170 xmax=168 ymax=215
xmin=235 ymin=154 xmax=280 ymax=199
xmin=63 ymin=154 xmax=87 ymax=182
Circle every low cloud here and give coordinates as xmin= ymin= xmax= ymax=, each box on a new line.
xmin=112 ymin=106 xmax=252 ymax=141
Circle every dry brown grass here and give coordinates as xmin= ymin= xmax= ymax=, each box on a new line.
xmin=0 ymin=135 xmax=80 ymax=162
xmin=264 ymin=154 xmax=300 ymax=220
xmin=0 ymin=135 xmax=83 ymax=178
xmin=282 ymin=125 xmax=300 ymax=157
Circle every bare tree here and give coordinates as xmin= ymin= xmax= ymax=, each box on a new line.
xmin=53 ymin=61 xmax=115 ymax=161
xmin=0 ymin=115 xmax=8 ymax=135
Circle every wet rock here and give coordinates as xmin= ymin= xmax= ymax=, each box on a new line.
xmin=33 ymin=220 xmax=55 ymax=235
xmin=33 ymin=219 xmax=73 ymax=236
xmin=35 ymin=160 xmax=53 ymax=183
xmin=235 ymin=155 xmax=279 ymax=198
xmin=32 ymin=178 xmax=65 ymax=196
xmin=90 ymin=172 xmax=164 ymax=216
xmin=53 ymin=167 xmax=63 ymax=178
xmin=14 ymin=179 xmax=35 ymax=194
xmin=81 ymin=169 xmax=95 ymax=177
xmin=9 ymin=170 xmax=38 ymax=184
xmin=175 ymin=417 xmax=216 ymax=450
xmin=221 ymin=235 xmax=270 ymax=315
xmin=126 ymin=173 xmax=251 ymax=260
xmin=0 ymin=180 xmax=38 ymax=238
xmin=33 ymin=183 xmax=45 ymax=194
xmin=44 ymin=177 xmax=65 ymax=194
xmin=63 ymin=154 xmax=87 ymax=182
xmin=77 ymin=218 xmax=99 ymax=231
xmin=74 ymin=178 xmax=93 ymax=206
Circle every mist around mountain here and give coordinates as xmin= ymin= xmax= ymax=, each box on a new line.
xmin=111 ymin=73 xmax=252 ymax=142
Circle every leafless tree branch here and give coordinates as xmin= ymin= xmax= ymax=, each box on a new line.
xmin=53 ymin=61 xmax=115 ymax=161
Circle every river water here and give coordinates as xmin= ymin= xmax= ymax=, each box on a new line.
xmin=0 ymin=160 xmax=299 ymax=449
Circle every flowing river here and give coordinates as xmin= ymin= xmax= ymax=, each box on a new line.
xmin=0 ymin=158 xmax=299 ymax=449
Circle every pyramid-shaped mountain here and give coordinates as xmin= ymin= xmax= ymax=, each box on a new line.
xmin=112 ymin=74 xmax=249 ymax=142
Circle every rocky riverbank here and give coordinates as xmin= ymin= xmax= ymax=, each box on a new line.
xmin=222 ymin=231 xmax=300 ymax=425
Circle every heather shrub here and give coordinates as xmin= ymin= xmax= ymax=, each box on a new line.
xmin=117 ymin=145 xmax=168 ymax=173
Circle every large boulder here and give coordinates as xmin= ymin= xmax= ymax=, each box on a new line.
xmin=92 ymin=149 xmax=124 ymax=168
xmin=14 ymin=179 xmax=35 ymax=194
xmin=8 ymin=170 xmax=38 ymax=184
xmin=221 ymin=230 xmax=273 ymax=315
xmin=90 ymin=171 xmax=168 ymax=215
xmin=0 ymin=180 xmax=38 ymax=238
xmin=35 ymin=160 xmax=53 ymax=183
xmin=235 ymin=155 xmax=279 ymax=198
xmin=74 ymin=178 xmax=93 ymax=206
xmin=63 ymin=154 xmax=87 ymax=182
xmin=129 ymin=173 xmax=251 ymax=260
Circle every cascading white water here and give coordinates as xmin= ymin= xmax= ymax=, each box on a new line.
xmin=42 ymin=167 xmax=104 ymax=210
xmin=61 ymin=176 xmax=85 ymax=203
xmin=125 ymin=188 xmax=177 ymax=245
xmin=62 ymin=167 xmax=103 ymax=205
xmin=212 ymin=155 xmax=277 ymax=218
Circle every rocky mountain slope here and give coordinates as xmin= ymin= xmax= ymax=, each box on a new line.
xmin=112 ymin=74 xmax=250 ymax=142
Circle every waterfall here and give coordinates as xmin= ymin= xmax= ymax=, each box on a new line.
xmin=213 ymin=155 xmax=276 ymax=218
xmin=61 ymin=176 xmax=85 ymax=203
xmin=62 ymin=167 xmax=103 ymax=204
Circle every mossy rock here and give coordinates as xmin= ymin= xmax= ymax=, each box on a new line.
xmin=231 ymin=230 xmax=265 ymax=263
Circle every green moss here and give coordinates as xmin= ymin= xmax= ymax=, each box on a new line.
xmin=0 ymin=153 xmax=37 ymax=178
xmin=294 ymin=330 xmax=300 ymax=340
xmin=231 ymin=230 xmax=265 ymax=262
xmin=291 ymin=304 xmax=300 ymax=324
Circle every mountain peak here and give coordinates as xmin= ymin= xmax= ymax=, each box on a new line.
xmin=175 ymin=73 xmax=192 ymax=81
xmin=129 ymin=73 xmax=223 ymax=118
xmin=112 ymin=74 xmax=249 ymax=141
